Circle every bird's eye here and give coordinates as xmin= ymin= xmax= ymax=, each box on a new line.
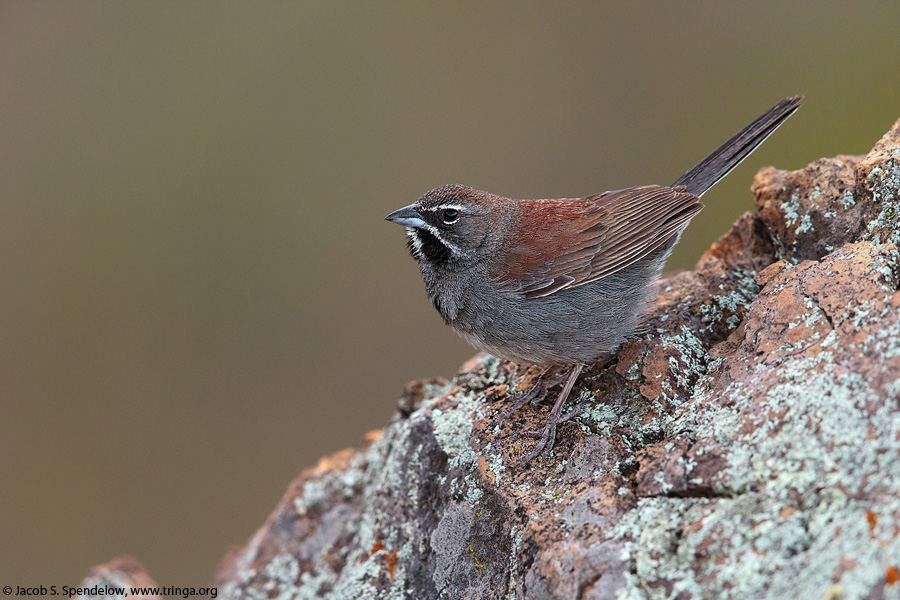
xmin=442 ymin=208 xmax=459 ymax=223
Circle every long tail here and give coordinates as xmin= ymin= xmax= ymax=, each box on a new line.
xmin=673 ymin=96 xmax=803 ymax=197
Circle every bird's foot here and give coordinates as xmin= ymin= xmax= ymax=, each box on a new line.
xmin=498 ymin=366 xmax=565 ymax=428
xmin=514 ymin=363 xmax=584 ymax=466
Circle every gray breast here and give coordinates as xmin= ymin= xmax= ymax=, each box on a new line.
xmin=444 ymin=248 xmax=670 ymax=366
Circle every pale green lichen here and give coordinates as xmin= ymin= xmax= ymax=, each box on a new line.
xmin=782 ymin=194 xmax=802 ymax=228
xmin=795 ymin=213 xmax=814 ymax=234
xmin=579 ymin=399 xmax=618 ymax=437
xmin=863 ymin=159 xmax=900 ymax=246
xmin=660 ymin=325 xmax=709 ymax=393
xmin=611 ymin=245 xmax=900 ymax=600
xmin=505 ymin=524 xmax=526 ymax=599
xmin=841 ymin=189 xmax=856 ymax=208
xmin=294 ymin=479 xmax=329 ymax=515
xmin=262 ymin=554 xmax=301 ymax=600
xmin=700 ymin=279 xmax=758 ymax=332
xmin=486 ymin=448 xmax=505 ymax=484
xmin=431 ymin=397 xmax=478 ymax=467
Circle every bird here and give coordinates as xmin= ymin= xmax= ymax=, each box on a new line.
xmin=385 ymin=96 xmax=802 ymax=464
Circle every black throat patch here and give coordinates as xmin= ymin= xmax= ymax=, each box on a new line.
xmin=409 ymin=228 xmax=453 ymax=265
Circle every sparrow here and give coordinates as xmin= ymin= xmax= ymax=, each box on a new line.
xmin=386 ymin=96 xmax=802 ymax=464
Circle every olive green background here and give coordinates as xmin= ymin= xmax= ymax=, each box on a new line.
xmin=2 ymin=1 xmax=898 ymax=586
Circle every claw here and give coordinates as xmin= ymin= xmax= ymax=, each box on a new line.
xmin=514 ymin=363 xmax=584 ymax=466
xmin=498 ymin=368 xmax=553 ymax=428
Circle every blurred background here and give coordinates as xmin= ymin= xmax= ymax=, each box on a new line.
xmin=1 ymin=0 xmax=898 ymax=586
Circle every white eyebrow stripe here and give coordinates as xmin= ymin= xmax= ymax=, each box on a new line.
xmin=429 ymin=204 xmax=467 ymax=212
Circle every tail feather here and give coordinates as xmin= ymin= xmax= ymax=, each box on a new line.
xmin=673 ymin=96 xmax=803 ymax=197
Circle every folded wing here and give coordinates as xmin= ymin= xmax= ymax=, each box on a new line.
xmin=498 ymin=186 xmax=702 ymax=299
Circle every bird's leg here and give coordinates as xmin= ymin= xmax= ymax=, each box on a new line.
xmin=498 ymin=366 xmax=566 ymax=428
xmin=517 ymin=363 xmax=584 ymax=465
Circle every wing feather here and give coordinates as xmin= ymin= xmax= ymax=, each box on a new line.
xmin=496 ymin=186 xmax=702 ymax=299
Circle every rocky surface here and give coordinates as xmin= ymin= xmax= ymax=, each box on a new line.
xmin=84 ymin=120 xmax=900 ymax=599
xmin=74 ymin=557 xmax=160 ymax=599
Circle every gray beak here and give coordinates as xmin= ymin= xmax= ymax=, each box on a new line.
xmin=384 ymin=205 xmax=426 ymax=228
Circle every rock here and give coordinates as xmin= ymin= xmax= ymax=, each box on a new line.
xmin=751 ymin=116 xmax=900 ymax=263
xmin=74 ymin=557 xmax=159 ymax=599
xmin=85 ymin=120 xmax=900 ymax=600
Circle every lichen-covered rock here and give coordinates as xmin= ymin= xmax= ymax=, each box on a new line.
xmin=752 ymin=116 xmax=900 ymax=263
xmin=85 ymin=120 xmax=900 ymax=600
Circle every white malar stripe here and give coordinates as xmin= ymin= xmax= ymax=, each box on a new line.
xmin=417 ymin=222 xmax=463 ymax=257
xmin=406 ymin=227 xmax=423 ymax=255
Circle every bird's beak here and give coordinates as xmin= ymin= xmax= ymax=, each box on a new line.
xmin=384 ymin=205 xmax=425 ymax=228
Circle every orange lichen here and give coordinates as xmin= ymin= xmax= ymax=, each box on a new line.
xmin=359 ymin=541 xmax=398 ymax=579
xmin=316 ymin=447 xmax=357 ymax=472
xmin=384 ymin=548 xmax=399 ymax=579
xmin=866 ymin=510 xmax=878 ymax=539
xmin=363 ymin=430 xmax=383 ymax=444
xmin=886 ymin=566 xmax=899 ymax=586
